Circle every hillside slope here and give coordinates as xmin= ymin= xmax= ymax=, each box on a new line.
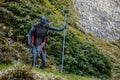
xmin=0 ymin=0 xmax=120 ymax=80
xmin=0 ymin=64 xmax=98 ymax=80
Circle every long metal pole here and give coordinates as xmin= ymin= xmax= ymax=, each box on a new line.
xmin=61 ymin=15 xmax=67 ymax=73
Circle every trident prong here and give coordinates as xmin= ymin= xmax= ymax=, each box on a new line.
xmin=62 ymin=6 xmax=70 ymax=17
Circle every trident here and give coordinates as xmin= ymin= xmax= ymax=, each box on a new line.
xmin=61 ymin=7 xmax=70 ymax=73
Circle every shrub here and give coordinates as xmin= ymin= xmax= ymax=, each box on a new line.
xmin=63 ymin=42 xmax=112 ymax=78
xmin=0 ymin=45 xmax=19 ymax=64
xmin=0 ymin=64 xmax=65 ymax=80
xmin=46 ymin=27 xmax=112 ymax=78
xmin=0 ymin=65 xmax=35 ymax=80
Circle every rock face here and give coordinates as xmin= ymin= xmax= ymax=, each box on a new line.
xmin=73 ymin=0 xmax=120 ymax=41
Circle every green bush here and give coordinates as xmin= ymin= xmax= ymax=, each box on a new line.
xmin=47 ymin=32 xmax=112 ymax=78
xmin=63 ymin=42 xmax=112 ymax=78
xmin=0 ymin=64 xmax=65 ymax=80
xmin=0 ymin=65 xmax=35 ymax=80
xmin=0 ymin=45 xmax=19 ymax=64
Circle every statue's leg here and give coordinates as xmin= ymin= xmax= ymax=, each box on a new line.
xmin=39 ymin=50 xmax=46 ymax=68
xmin=32 ymin=47 xmax=37 ymax=67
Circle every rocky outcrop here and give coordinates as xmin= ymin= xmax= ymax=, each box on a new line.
xmin=73 ymin=0 xmax=120 ymax=41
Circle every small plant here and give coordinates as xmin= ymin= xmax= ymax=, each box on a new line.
xmin=0 ymin=65 xmax=35 ymax=80
xmin=0 ymin=45 xmax=19 ymax=64
xmin=0 ymin=64 xmax=65 ymax=80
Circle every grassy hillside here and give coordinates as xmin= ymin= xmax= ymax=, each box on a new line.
xmin=0 ymin=0 xmax=120 ymax=80
xmin=0 ymin=64 xmax=98 ymax=80
xmin=87 ymin=33 xmax=120 ymax=79
xmin=111 ymin=39 xmax=120 ymax=49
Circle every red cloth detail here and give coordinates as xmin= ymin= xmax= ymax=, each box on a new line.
xmin=32 ymin=33 xmax=34 ymax=45
xmin=43 ymin=36 xmax=47 ymax=43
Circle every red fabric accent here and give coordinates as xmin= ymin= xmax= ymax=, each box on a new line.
xmin=32 ymin=33 xmax=34 ymax=45
xmin=43 ymin=36 xmax=47 ymax=43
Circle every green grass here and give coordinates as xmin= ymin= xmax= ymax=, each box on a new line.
xmin=33 ymin=67 xmax=98 ymax=80
xmin=0 ymin=64 xmax=98 ymax=80
xmin=0 ymin=64 xmax=12 ymax=71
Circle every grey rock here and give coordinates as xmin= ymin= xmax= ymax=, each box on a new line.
xmin=72 ymin=0 xmax=120 ymax=41
xmin=0 ymin=71 xmax=2 ymax=76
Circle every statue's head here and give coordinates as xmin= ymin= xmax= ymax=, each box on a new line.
xmin=40 ymin=16 xmax=48 ymax=24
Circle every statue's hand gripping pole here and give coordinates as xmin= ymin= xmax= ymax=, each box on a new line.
xmin=61 ymin=7 xmax=70 ymax=73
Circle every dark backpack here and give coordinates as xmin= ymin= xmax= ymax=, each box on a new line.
xmin=32 ymin=24 xmax=48 ymax=45
xmin=34 ymin=24 xmax=48 ymax=37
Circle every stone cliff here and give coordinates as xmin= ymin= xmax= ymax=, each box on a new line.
xmin=73 ymin=0 xmax=120 ymax=41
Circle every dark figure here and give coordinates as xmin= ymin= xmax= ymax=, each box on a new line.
xmin=26 ymin=16 xmax=66 ymax=68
